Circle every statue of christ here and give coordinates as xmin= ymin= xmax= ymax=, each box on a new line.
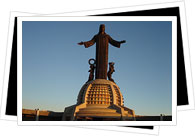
xmin=78 ymin=24 xmax=126 ymax=79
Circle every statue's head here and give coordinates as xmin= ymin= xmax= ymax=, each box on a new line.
xmin=99 ymin=24 xmax=105 ymax=33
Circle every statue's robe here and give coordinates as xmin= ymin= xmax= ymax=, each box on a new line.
xmin=83 ymin=33 xmax=121 ymax=79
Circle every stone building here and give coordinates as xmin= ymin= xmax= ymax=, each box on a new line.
xmin=62 ymin=79 xmax=135 ymax=121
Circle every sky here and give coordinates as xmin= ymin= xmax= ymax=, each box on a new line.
xmin=22 ymin=20 xmax=172 ymax=116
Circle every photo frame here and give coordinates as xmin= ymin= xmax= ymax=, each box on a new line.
xmin=17 ymin=16 xmax=177 ymax=126
xmin=0 ymin=0 xmax=193 ymax=134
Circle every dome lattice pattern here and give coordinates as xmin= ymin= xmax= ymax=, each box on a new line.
xmin=77 ymin=79 xmax=124 ymax=106
xmin=86 ymin=84 xmax=113 ymax=105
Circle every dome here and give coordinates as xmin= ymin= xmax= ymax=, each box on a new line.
xmin=77 ymin=79 xmax=124 ymax=106
xmin=63 ymin=79 xmax=135 ymax=121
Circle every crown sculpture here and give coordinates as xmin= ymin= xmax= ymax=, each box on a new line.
xmin=62 ymin=24 xmax=135 ymax=121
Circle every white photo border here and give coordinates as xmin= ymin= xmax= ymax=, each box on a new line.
xmin=76 ymin=126 xmax=159 ymax=135
xmin=17 ymin=16 xmax=177 ymax=126
xmin=0 ymin=12 xmax=43 ymax=121
xmin=1 ymin=0 xmax=193 ymax=134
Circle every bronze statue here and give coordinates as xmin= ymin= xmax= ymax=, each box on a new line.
xmin=78 ymin=24 xmax=126 ymax=79
xmin=107 ymin=62 xmax=115 ymax=82
xmin=87 ymin=58 xmax=96 ymax=82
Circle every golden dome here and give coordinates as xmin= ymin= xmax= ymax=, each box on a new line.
xmin=77 ymin=79 xmax=124 ymax=106
xmin=63 ymin=79 xmax=135 ymax=121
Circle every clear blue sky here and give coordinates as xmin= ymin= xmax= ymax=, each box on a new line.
xmin=22 ymin=21 xmax=172 ymax=116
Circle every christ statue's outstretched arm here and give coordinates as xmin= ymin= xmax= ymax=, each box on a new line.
xmin=108 ymin=35 xmax=126 ymax=48
xmin=78 ymin=35 xmax=96 ymax=48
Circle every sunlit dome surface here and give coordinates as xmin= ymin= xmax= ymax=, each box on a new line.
xmin=77 ymin=79 xmax=124 ymax=106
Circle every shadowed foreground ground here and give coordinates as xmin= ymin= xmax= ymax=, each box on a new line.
xmin=22 ymin=109 xmax=172 ymax=121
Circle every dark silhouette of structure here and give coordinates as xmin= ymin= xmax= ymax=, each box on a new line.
xmin=87 ymin=58 xmax=96 ymax=82
xmin=78 ymin=24 xmax=126 ymax=79
xmin=107 ymin=62 xmax=115 ymax=82
xmin=63 ymin=24 xmax=135 ymax=121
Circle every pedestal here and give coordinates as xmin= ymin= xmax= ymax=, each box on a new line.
xmin=62 ymin=79 xmax=135 ymax=121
